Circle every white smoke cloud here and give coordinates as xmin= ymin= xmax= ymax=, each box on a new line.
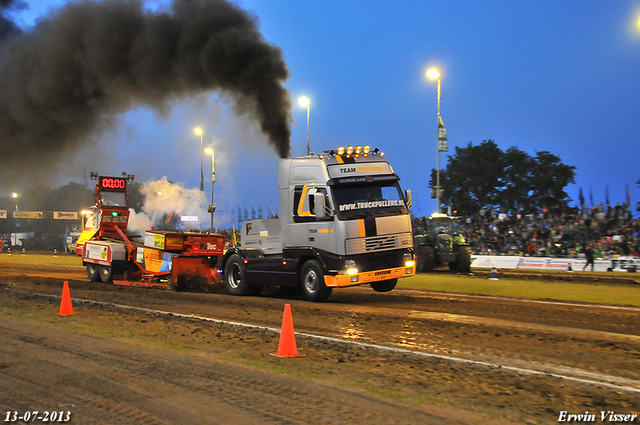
xmin=128 ymin=177 xmax=208 ymax=235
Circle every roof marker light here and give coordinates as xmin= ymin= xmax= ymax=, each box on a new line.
xmin=337 ymin=146 xmax=345 ymax=155
xmin=346 ymin=145 xmax=354 ymax=155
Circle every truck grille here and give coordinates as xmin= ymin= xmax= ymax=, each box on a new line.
xmin=345 ymin=233 xmax=412 ymax=255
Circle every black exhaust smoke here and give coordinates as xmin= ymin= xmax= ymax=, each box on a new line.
xmin=1 ymin=0 xmax=25 ymax=42
xmin=0 ymin=0 xmax=291 ymax=184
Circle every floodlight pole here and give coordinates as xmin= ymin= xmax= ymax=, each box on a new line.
xmin=436 ymin=76 xmax=441 ymax=214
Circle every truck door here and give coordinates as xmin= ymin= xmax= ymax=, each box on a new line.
xmin=291 ymin=185 xmax=335 ymax=252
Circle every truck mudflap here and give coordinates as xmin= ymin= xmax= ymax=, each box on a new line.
xmin=324 ymin=264 xmax=415 ymax=287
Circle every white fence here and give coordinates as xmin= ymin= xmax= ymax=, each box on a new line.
xmin=471 ymin=255 xmax=639 ymax=273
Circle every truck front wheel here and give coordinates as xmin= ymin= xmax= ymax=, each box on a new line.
xmin=87 ymin=264 xmax=100 ymax=282
xmin=371 ymin=278 xmax=397 ymax=292
xmin=300 ymin=260 xmax=332 ymax=302
xmin=224 ymin=254 xmax=262 ymax=296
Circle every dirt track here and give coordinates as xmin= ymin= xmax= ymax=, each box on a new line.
xmin=0 ymin=264 xmax=639 ymax=424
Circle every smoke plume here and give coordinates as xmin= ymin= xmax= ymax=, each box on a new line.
xmin=128 ymin=177 xmax=208 ymax=234
xmin=0 ymin=0 xmax=291 ymax=185
xmin=0 ymin=0 xmax=24 ymax=42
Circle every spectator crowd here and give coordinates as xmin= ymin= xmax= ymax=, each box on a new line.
xmin=416 ymin=202 xmax=639 ymax=259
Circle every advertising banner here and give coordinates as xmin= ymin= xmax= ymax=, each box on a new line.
xmin=438 ymin=116 xmax=448 ymax=152
xmin=611 ymin=257 xmax=640 ymax=272
xmin=327 ymin=162 xmax=393 ymax=179
xmin=471 ymin=255 xmax=632 ymax=273
xmin=13 ymin=211 xmax=43 ymax=219
xmin=517 ymin=257 xmax=565 ymax=270
xmin=53 ymin=211 xmax=79 ymax=220
xmin=85 ymin=243 xmax=111 ymax=263
xmin=136 ymin=247 xmax=174 ymax=273
xmin=470 ymin=255 xmax=520 ymax=269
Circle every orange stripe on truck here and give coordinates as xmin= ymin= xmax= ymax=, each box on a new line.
xmin=358 ymin=219 xmax=365 ymax=237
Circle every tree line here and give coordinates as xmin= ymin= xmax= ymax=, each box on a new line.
xmin=429 ymin=140 xmax=576 ymax=216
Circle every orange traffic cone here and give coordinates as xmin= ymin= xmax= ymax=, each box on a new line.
xmin=270 ymin=304 xmax=305 ymax=358
xmin=57 ymin=281 xmax=78 ymax=316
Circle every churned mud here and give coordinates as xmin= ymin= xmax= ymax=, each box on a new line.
xmin=0 ymin=265 xmax=638 ymax=424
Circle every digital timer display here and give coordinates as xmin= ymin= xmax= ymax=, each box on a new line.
xmin=99 ymin=177 xmax=127 ymax=190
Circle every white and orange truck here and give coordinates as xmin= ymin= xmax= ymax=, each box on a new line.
xmin=218 ymin=145 xmax=415 ymax=301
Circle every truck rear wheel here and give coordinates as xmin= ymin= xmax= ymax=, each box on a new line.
xmin=371 ymin=278 xmax=397 ymax=292
xmin=300 ymin=260 xmax=332 ymax=302
xmin=99 ymin=265 xmax=113 ymax=283
xmin=224 ymin=254 xmax=262 ymax=296
xmin=87 ymin=264 xmax=100 ymax=282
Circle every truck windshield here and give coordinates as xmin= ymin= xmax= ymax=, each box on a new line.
xmin=332 ymin=181 xmax=407 ymax=220
xmin=99 ymin=191 xmax=127 ymax=208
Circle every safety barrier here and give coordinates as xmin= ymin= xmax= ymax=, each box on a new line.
xmin=471 ymin=255 xmax=639 ymax=273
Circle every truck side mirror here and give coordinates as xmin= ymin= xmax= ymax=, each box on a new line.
xmin=405 ymin=189 xmax=413 ymax=208
xmin=314 ymin=192 xmax=327 ymax=220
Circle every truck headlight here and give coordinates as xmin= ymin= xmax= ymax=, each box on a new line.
xmin=339 ymin=260 xmax=358 ymax=275
xmin=403 ymin=252 xmax=415 ymax=267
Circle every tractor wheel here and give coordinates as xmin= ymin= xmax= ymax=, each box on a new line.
xmin=99 ymin=265 xmax=113 ymax=283
xmin=224 ymin=254 xmax=262 ymax=296
xmin=448 ymin=259 xmax=458 ymax=272
xmin=417 ymin=245 xmax=435 ymax=273
xmin=456 ymin=245 xmax=472 ymax=273
xmin=300 ymin=260 xmax=332 ymax=302
xmin=87 ymin=263 xmax=100 ymax=282
xmin=371 ymin=278 xmax=397 ymax=293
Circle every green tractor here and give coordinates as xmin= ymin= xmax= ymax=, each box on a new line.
xmin=414 ymin=213 xmax=471 ymax=273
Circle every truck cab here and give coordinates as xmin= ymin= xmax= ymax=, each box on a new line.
xmin=221 ymin=145 xmax=415 ymax=302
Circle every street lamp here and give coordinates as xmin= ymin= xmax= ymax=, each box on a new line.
xmin=298 ymin=96 xmax=310 ymax=155
xmin=11 ymin=193 xmax=19 ymax=246
xmin=80 ymin=209 xmax=93 ymax=230
xmin=204 ymin=147 xmax=216 ymax=232
xmin=194 ymin=127 xmax=204 ymax=191
xmin=426 ymin=68 xmax=443 ymax=214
